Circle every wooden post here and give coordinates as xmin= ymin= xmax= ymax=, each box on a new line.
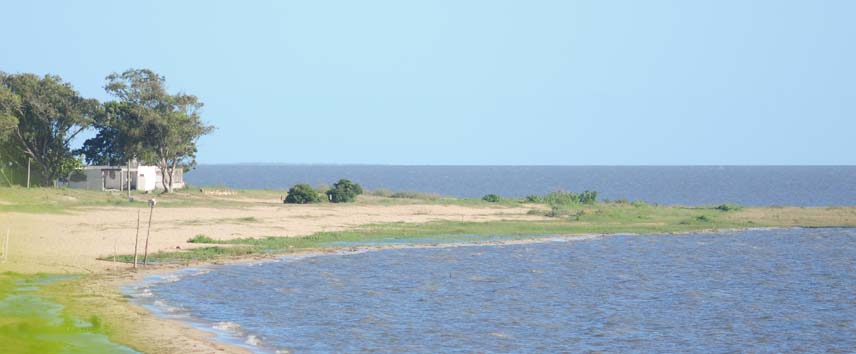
xmin=113 ymin=238 xmax=118 ymax=269
xmin=127 ymin=160 xmax=132 ymax=199
xmin=143 ymin=199 xmax=156 ymax=266
xmin=26 ymin=158 xmax=30 ymax=188
xmin=3 ymin=228 xmax=9 ymax=263
xmin=133 ymin=209 xmax=141 ymax=269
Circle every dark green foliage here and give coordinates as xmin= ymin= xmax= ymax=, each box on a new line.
xmin=326 ymin=179 xmax=363 ymax=203
xmin=715 ymin=204 xmax=742 ymax=212
xmin=544 ymin=190 xmax=598 ymax=206
xmin=103 ymin=69 xmax=214 ymax=192
xmin=0 ymin=72 xmax=98 ymax=184
xmin=524 ymin=194 xmax=543 ymax=203
xmin=482 ymin=194 xmax=502 ymax=203
xmin=696 ymin=215 xmax=711 ymax=222
xmin=285 ymin=184 xmax=321 ymax=204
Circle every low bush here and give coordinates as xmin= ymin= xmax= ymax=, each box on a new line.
xmin=544 ymin=190 xmax=598 ymax=206
xmin=188 ymin=234 xmax=216 ymax=243
xmin=482 ymin=194 xmax=502 ymax=203
xmin=715 ymin=204 xmax=742 ymax=212
xmin=285 ymin=184 xmax=321 ymax=204
xmin=524 ymin=195 xmax=543 ymax=203
xmin=327 ymin=179 xmax=363 ymax=203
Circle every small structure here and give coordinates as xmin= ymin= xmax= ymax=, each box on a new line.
xmin=68 ymin=162 xmax=184 ymax=192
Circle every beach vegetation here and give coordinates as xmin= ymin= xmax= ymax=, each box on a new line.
xmin=326 ymin=179 xmax=363 ymax=203
xmin=524 ymin=195 xmax=543 ymax=203
xmin=715 ymin=204 xmax=742 ymax=212
xmin=285 ymin=184 xmax=321 ymax=204
xmin=482 ymin=194 xmax=502 ymax=203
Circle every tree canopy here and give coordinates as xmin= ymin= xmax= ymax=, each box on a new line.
xmin=94 ymin=69 xmax=214 ymax=192
xmin=0 ymin=72 xmax=97 ymax=184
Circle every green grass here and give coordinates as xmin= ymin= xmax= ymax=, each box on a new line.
xmin=126 ymin=203 xmax=756 ymax=264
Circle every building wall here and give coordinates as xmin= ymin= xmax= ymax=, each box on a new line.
xmin=67 ymin=169 xmax=106 ymax=190
xmin=67 ymin=165 xmax=184 ymax=192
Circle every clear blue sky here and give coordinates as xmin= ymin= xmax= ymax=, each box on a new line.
xmin=1 ymin=1 xmax=854 ymax=165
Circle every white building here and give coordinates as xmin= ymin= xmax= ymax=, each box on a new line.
xmin=67 ymin=164 xmax=184 ymax=192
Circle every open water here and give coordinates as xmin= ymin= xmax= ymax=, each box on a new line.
xmin=185 ymin=165 xmax=856 ymax=206
xmin=131 ymin=228 xmax=856 ymax=353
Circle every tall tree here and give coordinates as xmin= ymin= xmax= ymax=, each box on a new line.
xmin=77 ymin=101 xmax=149 ymax=166
xmin=103 ymin=69 xmax=213 ymax=192
xmin=0 ymin=72 xmax=97 ymax=185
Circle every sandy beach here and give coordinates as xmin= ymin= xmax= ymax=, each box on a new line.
xmin=0 ymin=197 xmax=543 ymax=353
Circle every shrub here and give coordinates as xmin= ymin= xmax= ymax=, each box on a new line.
xmin=524 ymin=195 xmax=543 ymax=203
xmin=482 ymin=194 xmax=502 ymax=203
xmin=630 ymin=200 xmax=648 ymax=208
xmin=715 ymin=204 xmax=742 ymax=212
xmin=544 ymin=190 xmax=598 ymax=206
xmin=326 ymin=179 xmax=363 ymax=203
xmin=188 ymin=234 xmax=216 ymax=243
xmin=285 ymin=184 xmax=321 ymax=204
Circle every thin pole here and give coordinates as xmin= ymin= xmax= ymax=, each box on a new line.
xmin=127 ymin=160 xmax=132 ymax=199
xmin=133 ymin=209 xmax=141 ymax=269
xmin=3 ymin=228 xmax=9 ymax=263
xmin=26 ymin=158 xmax=30 ymax=188
xmin=143 ymin=200 xmax=156 ymax=266
xmin=113 ymin=238 xmax=118 ymax=269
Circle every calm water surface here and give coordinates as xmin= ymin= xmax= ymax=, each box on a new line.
xmin=133 ymin=228 xmax=856 ymax=353
xmin=185 ymin=165 xmax=856 ymax=206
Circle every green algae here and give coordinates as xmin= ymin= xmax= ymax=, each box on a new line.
xmin=0 ymin=273 xmax=137 ymax=354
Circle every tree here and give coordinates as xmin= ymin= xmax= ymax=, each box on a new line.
xmin=326 ymin=179 xmax=363 ymax=203
xmin=77 ymin=101 xmax=150 ymax=166
xmin=0 ymin=72 xmax=97 ymax=185
xmin=103 ymin=69 xmax=214 ymax=192
xmin=285 ymin=184 xmax=321 ymax=204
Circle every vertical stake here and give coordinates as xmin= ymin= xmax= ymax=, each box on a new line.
xmin=143 ymin=199 xmax=157 ymax=266
xmin=3 ymin=228 xmax=9 ymax=263
xmin=128 ymin=160 xmax=132 ymax=199
xmin=26 ymin=158 xmax=31 ymax=188
xmin=133 ymin=209 xmax=141 ymax=269
xmin=113 ymin=238 xmax=118 ymax=270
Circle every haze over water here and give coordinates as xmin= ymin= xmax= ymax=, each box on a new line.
xmin=187 ymin=165 xmax=856 ymax=206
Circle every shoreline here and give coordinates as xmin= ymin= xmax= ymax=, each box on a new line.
xmin=105 ymin=225 xmax=821 ymax=353
xmin=2 ymin=187 xmax=854 ymax=352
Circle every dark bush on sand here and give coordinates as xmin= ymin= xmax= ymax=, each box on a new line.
xmin=327 ymin=179 xmax=364 ymax=203
xmin=285 ymin=184 xmax=321 ymax=204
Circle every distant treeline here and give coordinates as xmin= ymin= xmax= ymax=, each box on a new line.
xmin=0 ymin=69 xmax=213 ymax=191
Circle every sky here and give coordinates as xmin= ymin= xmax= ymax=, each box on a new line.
xmin=1 ymin=0 xmax=854 ymax=165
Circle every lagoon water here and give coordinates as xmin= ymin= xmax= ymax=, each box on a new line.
xmin=186 ymin=165 xmax=856 ymax=206
xmin=136 ymin=228 xmax=856 ymax=353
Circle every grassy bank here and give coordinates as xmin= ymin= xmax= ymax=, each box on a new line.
xmin=118 ymin=202 xmax=856 ymax=264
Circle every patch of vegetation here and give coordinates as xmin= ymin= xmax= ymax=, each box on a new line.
xmin=0 ymin=273 xmax=123 ymax=353
xmin=482 ymin=194 xmax=502 ymax=203
xmin=115 ymin=202 xmax=769 ymax=264
xmin=524 ymin=195 xmax=543 ymax=203
xmin=326 ymin=179 xmax=363 ymax=203
xmin=284 ymin=184 xmax=321 ymax=204
xmin=389 ymin=191 xmax=441 ymax=200
xmin=188 ymin=234 xmax=216 ymax=243
xmin=715 ymin=204 xmax=742 ymax=212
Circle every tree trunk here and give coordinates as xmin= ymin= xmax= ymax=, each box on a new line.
xmin=158 ymin=160 xmax=172 ymax=193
